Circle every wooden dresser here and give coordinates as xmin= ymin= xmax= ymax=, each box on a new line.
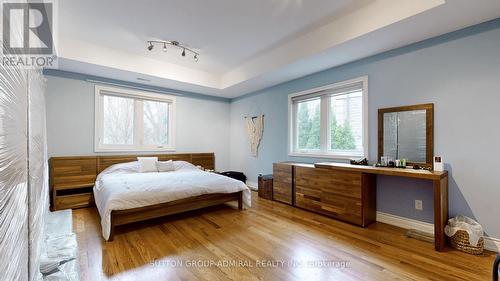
xmin=273 ymin=161 xmax=449 ymax=252
xmin=294 ymin=165 xmax=376 ymax=226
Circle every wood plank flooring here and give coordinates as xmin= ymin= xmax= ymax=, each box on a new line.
xmin=73 ymin=191 xmax=495 ymax=281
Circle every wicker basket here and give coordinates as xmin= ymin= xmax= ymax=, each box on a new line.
xmin=449 ymin=230 xmax=484 ymax=255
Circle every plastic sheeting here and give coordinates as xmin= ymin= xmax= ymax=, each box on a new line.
xmin=0 ymin=36 xmax=48 ymax=281
xmin=41 ymin=210 xmax=80 ymax=281
xmin=445 ymin=216 xmax=484 ymax=247
xmin=43 ymin=259 xmax=79 ymax=281
xmin=29 ymin=69 xmax=49 ymax=281
xmin=0 ymin=59 xmax=30 ymax=281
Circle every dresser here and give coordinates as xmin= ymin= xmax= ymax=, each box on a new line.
xmin=294 ymin=165 xmax=376 ymax=227
xmin=273 ymin=161 xmax=448 ymax=251
xmin=272 ymin=162 xmax=376 ymax=227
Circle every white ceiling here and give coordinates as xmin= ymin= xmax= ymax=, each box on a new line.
xmin=59 ymin=0 xmax=369 ymax=74
xmin=55 ymin=0 xmax=500 ymax=98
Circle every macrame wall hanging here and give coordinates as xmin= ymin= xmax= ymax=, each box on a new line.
xmin=245 ymin=115 xmax=264 ymax=157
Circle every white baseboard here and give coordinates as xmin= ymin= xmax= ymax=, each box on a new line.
xmin=247 ymin=181 xmax=258 ymax=191
xmin=376 ymin=211 xmax=434 ymax=234
xmin=376 ymin=212 xmax=499 ymax=252
xmin=484 ymin=236 xmax=500 ymax=252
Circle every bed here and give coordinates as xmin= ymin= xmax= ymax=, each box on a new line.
xmin=93 ymin=158 xmax=251 ymax=241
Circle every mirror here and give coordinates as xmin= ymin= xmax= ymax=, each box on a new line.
xmin=378 ymin=104 xmax=433 ymax=167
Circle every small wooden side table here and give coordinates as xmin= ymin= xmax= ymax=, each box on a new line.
xmin=258 ymin=174 xmax=273 ymax=200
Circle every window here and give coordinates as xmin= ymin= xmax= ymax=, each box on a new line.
xmin=289 ymin=76 xmax=368 ymax=159
xmin=95 ymin=85 xmax=176 ymax=152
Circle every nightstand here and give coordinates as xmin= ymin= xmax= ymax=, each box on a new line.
xmin=50 ymin=157 xmax=97 ymax=210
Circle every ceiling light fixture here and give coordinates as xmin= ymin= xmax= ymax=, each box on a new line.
xmin=147 ymin=40 xmax=199 ymax=62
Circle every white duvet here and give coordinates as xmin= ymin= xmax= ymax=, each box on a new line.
xmin=94 ymin=161 xmax=251 ymax=240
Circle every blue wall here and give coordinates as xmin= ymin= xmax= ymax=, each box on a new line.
xmin=229 ymin=19 xmax=500 ymax=239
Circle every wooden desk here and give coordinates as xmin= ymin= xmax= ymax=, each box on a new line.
xmin=315 ymin=162 xmax=448 ymax=252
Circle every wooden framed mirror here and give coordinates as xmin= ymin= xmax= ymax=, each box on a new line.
xmin=378 ymin=103 xmax=434 ymax=168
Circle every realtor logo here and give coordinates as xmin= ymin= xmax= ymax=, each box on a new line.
xmin=1 ymin=1 xmax=56 ymax=67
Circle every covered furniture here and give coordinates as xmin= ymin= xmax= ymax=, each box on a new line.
xmin=41 ymin=209 xmax=80 ymax=281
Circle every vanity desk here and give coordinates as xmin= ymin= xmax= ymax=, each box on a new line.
xmin=273 ymin=161 xmax=448 ymax=252
xmin=276 ymin=103 xmax=448 ymax=251
xmin=315 ymin=162 xmax=448 ymax=252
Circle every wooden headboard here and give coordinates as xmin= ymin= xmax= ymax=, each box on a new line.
xmin=95 ymin=153 xmax=215 ymax=173
xmin=50 ymin=152 xmax=215 ymax=188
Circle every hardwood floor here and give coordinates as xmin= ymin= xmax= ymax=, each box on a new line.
xmin=73 ymin=191 xmax=495 ymax=281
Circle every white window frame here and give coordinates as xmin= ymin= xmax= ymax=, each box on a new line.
xmin=94 ymin=85 xmax=176 ymax=152
xmin=288 ymin=76 xmax=368 ymax=159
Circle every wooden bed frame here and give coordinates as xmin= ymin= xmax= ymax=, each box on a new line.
xmin=109 ymin=191 xmax=243 ymax=241
xmin=49 ymin=153 xmax=245 ymax=241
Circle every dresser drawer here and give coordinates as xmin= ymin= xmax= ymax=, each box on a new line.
xmin=273 ymin=163 xmax=293 ymax=205
xmin=295 ymin=185 xmax=321 ymax=212
xmin=294 ymin=165 xmax=364 ymax=225
xmin=296 ymin=191 xmax=362 ymax=224
xmin=55 ymin=193 xmax=94 ymax=210
xmin=295 ymin=166 xmax=362 ymax=199
xmin=273 ymin=180 xmax=293 ymax=205
xmin=321 ymin=193 xmax=362 ymax=224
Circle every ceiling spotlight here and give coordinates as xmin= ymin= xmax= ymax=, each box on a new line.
xmin=146 ymin=40 xmax=199 ymax=61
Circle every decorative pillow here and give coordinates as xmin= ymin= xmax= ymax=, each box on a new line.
xmin=137 ymin=157 xmax=158 ymax=173
xmin=157 ymin=160 xmax=175 ymax=172
xmin=173 ymin=160 xmax=198 ymax=171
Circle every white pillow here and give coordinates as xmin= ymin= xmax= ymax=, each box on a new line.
xmin=157 ymin=160 xmax=175 ymax=172
xmin=137 ymin=157 xmax=158 ymax=173
xmin=173 ymin=160 xmax=198 ymax=171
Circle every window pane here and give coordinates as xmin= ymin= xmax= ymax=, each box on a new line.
xmin=143 ymin=100 xmax=169 ymax=146
xmin=296 ymin=98 xmax=321 ymax=150
xmin=103 ymin=95 xmax=134 ymax=145
xmin=329 ymin=91 xmax=363 ymax=154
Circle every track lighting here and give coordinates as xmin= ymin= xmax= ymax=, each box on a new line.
xmin=146 ymin=40 xmax=199 ymax=62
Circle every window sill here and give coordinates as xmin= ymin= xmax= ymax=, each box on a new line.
xmin=94 ymin=147 xmax=176 ymax=153
xmin=288 ymin=152 xmax=366 ymax=160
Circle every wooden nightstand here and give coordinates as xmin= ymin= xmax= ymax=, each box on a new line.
xmin=50 ymin=157 xmax=97 ymax=210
